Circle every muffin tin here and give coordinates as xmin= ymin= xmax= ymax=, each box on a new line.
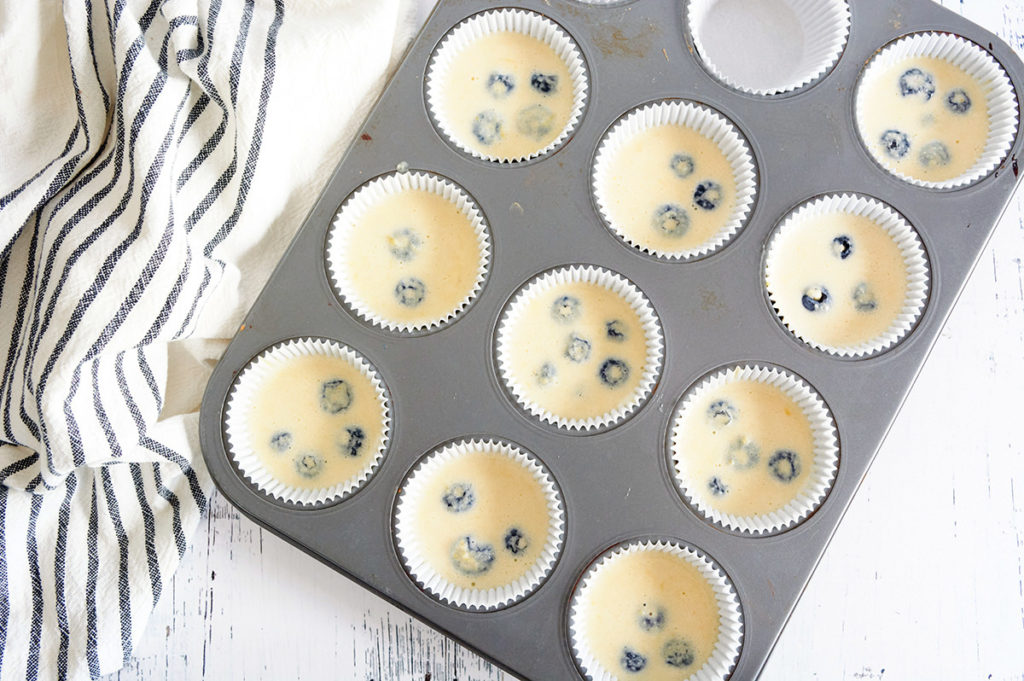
xmin=198 ymin=0 xmax=1024 ymax=679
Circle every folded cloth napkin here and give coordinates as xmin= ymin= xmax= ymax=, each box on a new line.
xmin=0 ymin=1 xmax=415 ymax=678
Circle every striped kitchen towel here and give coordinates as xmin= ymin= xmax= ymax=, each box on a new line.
xmin=0 ymin=1 xmax=415 ymax=678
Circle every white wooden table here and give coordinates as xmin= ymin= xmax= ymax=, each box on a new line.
xmin=112 ymin=2 xmax=1024 ymax=679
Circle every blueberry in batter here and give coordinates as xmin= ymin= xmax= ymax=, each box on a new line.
xmin=486 ymin=72 xmax=515 ymax=99
xmin=598 ymin=358 xmax=630 ymax=387
xmin=693 ymin=181 xmax=723 ymax=211
xmin=670 ymin=153 xmax=696 ymax=179
xmin=831 ymin=235 xmax=853 ymax=260
xmin=802 ymin=286 xmax=831 ymax=312
xmin=551 ymin=295 xmax=581 ymax=323
xmin=663 ymin=638 xmax=696 ymax=668
xmin=898 ymin=67 xmax=936 ymax=100
xmin=946 ymin=88 xmax=972 ymax=114
xmin=336 ymin=425 xmax=365 ymax=458
xmin=565 ymin=335 xmax=592 ymax=363
xmin=320 ymin=378 xmax=353 ymax=414
xmin=450 ymin=536 xmax=495 ymax=575
xmin=394 ymin=277 xmax=427 ymax=307
xmin=881 ymin=130 xmax=911 ymax=159
xmin=651 ymin=203 xmax=690 ymax=238
xmin=504 ymin=527 xmax=529 ymax=555
xmin=472 ymin=110 xmax=503 ymax=145
xmin=516 ymin=104 xmax=555 ymax=140
xmin=270 ymin=431 xmax=293 ymax=453
xmin=530 ymin=72 xmax=558 ymax=95
xmin=621 ymin=648 xmax=647 ymax=673
xmin=294 ymin=452 xmax=325 ymax=479
xmin=442 ymin=482 xmax=476 ymax=513
xmin=768 ymin=449 xmax=801 ymax=483
xmin=918 ymin=140 xmax=951 ymax=168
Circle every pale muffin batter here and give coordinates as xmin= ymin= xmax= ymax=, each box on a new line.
xmin=598 ymin=123 xmax=738 ymax=255
xmin=503 ymin=281 xmax=649 ymax=423
xmin=339 ymin=188 xmax=483 ymax=327
xmin=408 ymin=448 xmax=553 ymax=591
xmin=860 ymin=56 xmax=989 ymax=182
xmin=578 ymin=547 xmax=720 ymax=679
xmin=674 ymin=378 xmax=815 ymax=518
xmin=766 ymin=211 xmax=909 ymax=349
xmin=439 ymin=30 xmax=574 ymax=159
xmin=247 ymin=353 xmax=386 ymax=491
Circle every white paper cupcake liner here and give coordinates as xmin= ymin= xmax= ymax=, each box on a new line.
xmin=495 ymin=265 xmax=664 ymax=431
xmin=393 ymin=438 xmax=566 ymax=611
xmin=325 ymin=171 xmax=491 ymax=333
xmin=670 ymin=364 xmax=838 ymax=534
xmin=855 ymin=32 xmax=1019 ymax=189
xmin=568 ymin=539 xmax=743 ymax=681
xmin=764 ymin=193 xmax=930 ymax=357
xmin=592 ymin=100 xmax=758 ymax=260
xmin=224 ymin=338 xmax=391 ymax=506
xmin=425 ymin=8 xmax=589 ymax=163
xmin=688 ymin=0 xmax=850 ymax=95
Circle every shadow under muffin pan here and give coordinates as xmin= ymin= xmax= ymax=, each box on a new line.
xmin=198 ymin=1 xmax=1024 ymax=679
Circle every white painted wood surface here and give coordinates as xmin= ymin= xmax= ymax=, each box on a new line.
xmin=111 ymin=2 xmax=1024 ymax=679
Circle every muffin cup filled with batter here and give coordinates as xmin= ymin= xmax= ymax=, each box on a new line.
xmin=592 ymin=100 xmax=757 ymax=260
xmin=326 ymin=171 xmax=491 ymax=334
xmin=687 ymin=0 xmax=850 ymax=95
xmin=855 ymin=32 xmax=1019 ymax=189
xmin=670 ymin=364 xmax=838 ymax=534
xmin=495 ymin=265 xmax=664 ymax=431
xmin=764 ymin=193 xmax=930 ymax=357
xmin=393 ymin=438 xmax=565 ymax=611
xmin=425 ymin=8 xmax=589 ymax=163
xmin=568 ymin=539 xmax=743 ymax=681
xmin=224 ymin=338 xmax=391 ymax=506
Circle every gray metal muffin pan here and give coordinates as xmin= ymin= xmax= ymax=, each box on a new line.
xmin=198 ymin=0 xmax=1024 ymax=678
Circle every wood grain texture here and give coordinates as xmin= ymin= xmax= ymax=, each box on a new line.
xmin=111 ymin=1 xmax=1024 ymax=679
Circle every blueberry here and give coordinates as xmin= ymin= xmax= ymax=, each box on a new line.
xmin=693 ymin=181 xmax=723 ymax=211
xmin=726 ymin=436 xmax=760 ymax=470
xmin=707 ymin=399 xmax=737 ymax=427
xmin=801 ymin=285 xmax=831 ymax=312
xmin=598 ymin=358 xmax=630 ymax=387
xmin=442 ymin=482 xmax=475 ymax=512
xmin=768 ymin=449 xmax=801 ymax=482
xmin=394 ymin=277 xmax=426 ymax=307
xmin=663 ymin=638 xmax=696 ymax=668
xmin=472 ymin=110 xmax=503 ymax=145
xmin=621 ymin=649 xmax=647 ymax=673
xmin=386 ymin=228 xmax=421 ymax=262
xmin=898 ymin=67 xmax=936 ymax=100
xmin=486 ymin=72 xmax=515 ymax=99
xmin=536 ymin=362 xmax=557 ymax=386
xmin=336 ymin=425 xmax=365 ymax=458
xmin=530 ymin=72 xmax=558 ymax=95
xmin=881 ymin=130 xmax=911 ymax=159
xmin=708 ymin=476 xmax=729 ymax=496
xmin=606 ymin=319 xmax=627 ymax=341
xmin=651 ymin=203 xmax=690 ymax=238
xmin=918 ymin=140 xmax=951 ymax=168
xmin=504 ymin=527 xmax=529 ymax=555
xmin=670 ymin=153 xmax=696 ymax=179
xmin=516 ymin=104 xmax=555 ymax=140
xmin=946 ymin=88 xmax=972 ymax=114
xmin=637 ymin=605 xmax=665 ymax=631
xmin=831 ymin=235 xmax=853 ymax=260
xmin=294 ymin=452 xmax=325 ymax=479
xmin=450 ymin=536 xmax=495 ymax=575
xmin=269 ymin=431 xmax=293 ymax=453
xmin=565 ymin=335 xmax=592 ymax=363
xmin=551 ymin=295 xmax=581 ymax=323
xmin=853 ymin=282 xmax=878 ymax=312
xmin=320 ymin=379 xmax=353 ymax=414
